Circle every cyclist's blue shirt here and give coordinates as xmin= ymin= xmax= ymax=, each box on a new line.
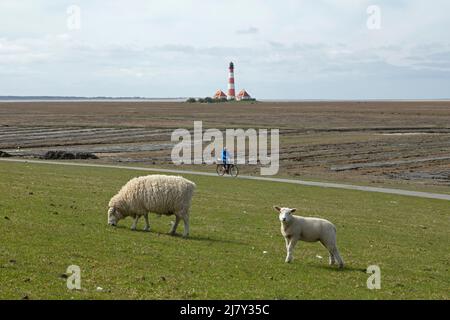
xmin=222 ymin=150 xmax=229 ymax=163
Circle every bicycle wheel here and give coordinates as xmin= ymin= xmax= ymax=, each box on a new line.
xmin=216 ymin=164 xmax=226 ymax=176
xmin=229 ymin=165 xmax=239 ymax=177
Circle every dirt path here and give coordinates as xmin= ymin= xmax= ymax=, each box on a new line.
xmin=1 ymin=158 xmax=449 ymax=201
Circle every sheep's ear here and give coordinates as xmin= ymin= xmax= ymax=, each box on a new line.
xmin=273 ymin=206 xmax=281 ymax=212
xmin=290 ymin=208 xmax=297 ymax=213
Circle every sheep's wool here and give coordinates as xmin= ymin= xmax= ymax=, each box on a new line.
xmin=109 ymin=175 xmax=196 ymax=217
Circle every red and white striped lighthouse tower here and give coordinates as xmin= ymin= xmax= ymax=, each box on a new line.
xmin=227 ymin=61 xmax=236 ymax=100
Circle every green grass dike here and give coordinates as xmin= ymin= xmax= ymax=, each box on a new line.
xmin=0 ymin=161 xmax=448 ymax=299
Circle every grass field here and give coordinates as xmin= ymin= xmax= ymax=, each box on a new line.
xmin=0 ymin=161 xmax=449 ymax=299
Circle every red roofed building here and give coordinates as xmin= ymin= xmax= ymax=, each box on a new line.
xmin=237 ymin=89 xmax=251 ymax=101
xmin=213 ymin=90 xmax=227 ymax=100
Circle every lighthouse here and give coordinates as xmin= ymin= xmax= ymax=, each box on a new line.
xmin=227 ymin=62 xmax=236 ymax=100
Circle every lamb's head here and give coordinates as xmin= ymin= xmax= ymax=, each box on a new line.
xmin=107 ymin=207 xmax=124 ymax=226
xmin=273 ymin=206 xmax=296 ymax=224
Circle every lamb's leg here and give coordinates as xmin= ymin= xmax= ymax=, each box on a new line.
xmin=143 ymin=213 xmax=150 ymax=232
xmin=182 ymin=215 xmax=189 ymax=238
xmin=284 ymin=237 xmax=290 ymax=252
xmin=285 ymin=238 xmax=298 ymax=263
xmin=169 ymin=215 xmax=181 ymax=235
xmin=284 ymin=237 xmax=291 ymax=263
xmin=321 ymin=239 xmax=336 ymax=266
xmin=320 ymin=234 xmax=342 ymax=267
xmin=321 ymin=235 xmax=344 ymax=268
xmin=131 ymin=216 xmax=140 ymax=231
xmin=328 ymin=250 xmax=336 ymax=265
xmin=331 ymin=247 xmax=344 ymax=268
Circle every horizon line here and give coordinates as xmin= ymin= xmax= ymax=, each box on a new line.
xmin=1 ymin=95 xmax=450 ymax=102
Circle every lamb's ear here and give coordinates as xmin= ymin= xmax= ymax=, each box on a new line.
xmin=273 ymin=206 xmax=281 ymax=212
xmin=290 ymin=208 xmax=297 ymax=213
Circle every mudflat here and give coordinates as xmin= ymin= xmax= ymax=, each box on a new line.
xmin=1 ymin=101 xmax=449 ymax=190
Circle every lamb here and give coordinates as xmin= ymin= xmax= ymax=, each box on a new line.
xmin=274 ymin=206 xmax=344 ymax=268
xmin=107 ymin=175 xmax=196 ymax=237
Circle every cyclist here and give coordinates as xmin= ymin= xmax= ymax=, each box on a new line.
xmin=221 ymin=147 xmax=230 ymax=173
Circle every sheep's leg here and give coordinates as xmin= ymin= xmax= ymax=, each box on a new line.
xmin=182 ymin=215 xmax=189 ymax=238
xmin=169 ymin=215 xmax=181 ymax=235
xmin=285 ymin=238 xmax=298 ymax=263
xmin=143 ymin=213 xmax=150 ymax=232
xmin=131 ymin=215 xmax=140 ymax=231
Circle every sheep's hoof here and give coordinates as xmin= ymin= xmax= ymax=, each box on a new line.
xmin=285 ymin=258 xmax=292 ymax=263
xmin=131 ymin=227 xmax=137 ymax=231
xmin=143 ymin=227 xmax=150 ymax=232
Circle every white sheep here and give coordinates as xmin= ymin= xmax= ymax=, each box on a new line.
xmin=108 ymin=175 xmax=196 ymax=237
xmin=274 ymin=206 xmax=344 ymax=268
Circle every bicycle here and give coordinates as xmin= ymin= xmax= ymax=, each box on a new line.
xmin=216 ymin=162 xmax=239 ymax=177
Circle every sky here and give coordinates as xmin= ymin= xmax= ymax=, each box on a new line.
xmin=0 ymin=0 xmax=449 ymax=99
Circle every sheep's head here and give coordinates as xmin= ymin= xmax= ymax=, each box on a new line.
xmin=107 ymin=207 xmax=123 ymax=226
xmin=273 ymin=206 xmax=296 ymax=224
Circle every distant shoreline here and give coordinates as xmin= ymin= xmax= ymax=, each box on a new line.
xmin=0 ymin=96 xmax=187 ymax=103
xmin=0 ymin=96 xmax=449 ymax=103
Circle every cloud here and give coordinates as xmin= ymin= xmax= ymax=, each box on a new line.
xmin=236 ymin=27 xmax=259 ymax=35
xmin=0 ymin=1 xmax=449 ymax=98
